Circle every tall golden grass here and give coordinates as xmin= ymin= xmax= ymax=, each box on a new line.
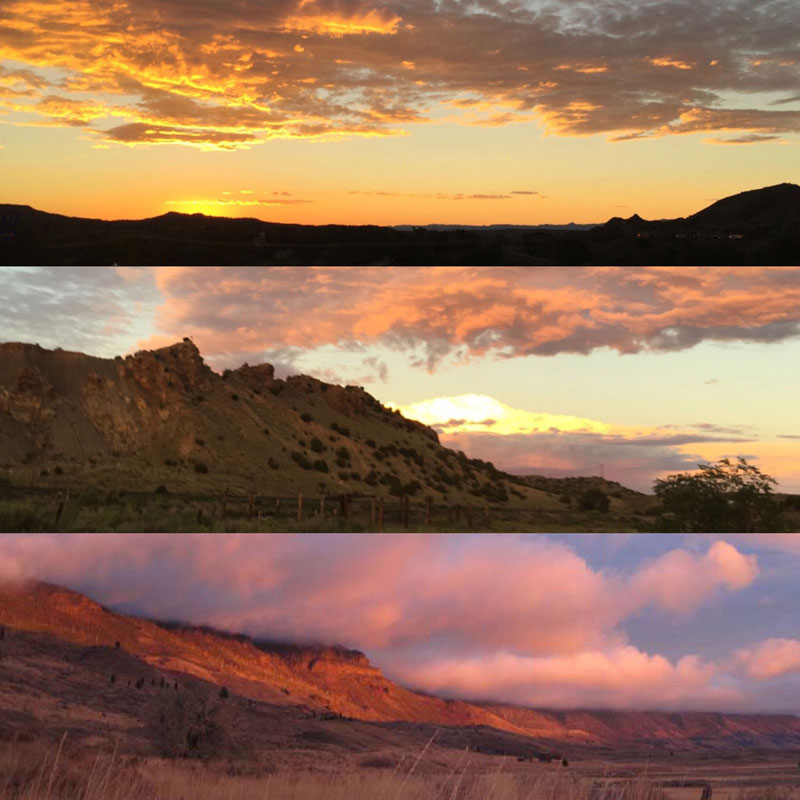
xmin=0 ymin=735 xmax=633 ymax=800
xmin=2 ymin=737 xmax=797 ymax=800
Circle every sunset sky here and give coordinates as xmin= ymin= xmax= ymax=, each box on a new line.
xmin=1 ymin=266 xmax=799 ymax=493
xmin=2 ymin=533 xmax=800 ymax=712
xmin=1 ymin=0 xmax=799 ymax=224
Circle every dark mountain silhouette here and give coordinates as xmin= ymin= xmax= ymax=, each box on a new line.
xmin=686 ymin=183 xmax=800 ymax=230
xmin=2 ymin=183 xmax=798 ymax=264
xmin=602 ymin=213 xmax=649 ymax=231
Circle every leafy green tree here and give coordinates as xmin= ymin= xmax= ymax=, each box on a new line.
xmin=577 ymin=488 xmax=609 ymax=512
xmin=653 ymin=457 xmax=784 ymax=532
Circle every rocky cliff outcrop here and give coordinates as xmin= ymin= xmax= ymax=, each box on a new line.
xmin=0 ymin=340 xmax=455 ymax=497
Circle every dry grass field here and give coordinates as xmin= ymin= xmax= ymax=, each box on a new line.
xmin=3 ymin=735 xmax=800 ymax=800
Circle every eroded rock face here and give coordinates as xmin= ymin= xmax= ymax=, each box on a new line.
xmin=324 ymin=385 xmax=369 ymax=419
xmin=0 ymin=366 xmax=54 ymax=424
xmin=125 ymin=340 xmax=213 ymax=397
xmin=286 ymin=375 xmax=324 ymax=395
xmin=231 ymin=362 xmax=276 ymax=391
xmin=258 ymin=642 xmax=373 ymax=672
xmin=0 ymin=339 xmax=443 ymax=488
xmin=74 ymin=341 xmax=216 ymax=451
xmin=80 ymin=369 xmax=142 ymax=452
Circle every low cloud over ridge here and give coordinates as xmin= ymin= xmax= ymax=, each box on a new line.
xmin=4 ymin=534 xmax=797 ymax=712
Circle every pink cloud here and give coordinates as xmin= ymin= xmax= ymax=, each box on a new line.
xmin=733 ymin=639 xmax=800 ymax=680
xmin=628 ymin=541 xmax=758 ymax=614
xmin=0 ymin=534 xmax=756 ymax=656
xmin=394 ymin=647 xmax=732 ymax=711
xmin=1 ymin=534 xmax=790 ymax=711
xmin=138 ymin=267 xmax=800 ymax=371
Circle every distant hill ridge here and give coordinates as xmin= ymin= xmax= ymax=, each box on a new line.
xmin=2 ymin=580 xmax=800 ymax=751
xmin=603 ymin=182 xmax=800 ymax=232
xmin=687 ymin=182 xmax=800 ymax=227
xmin=2 ymin=182 xmax=798 ymax=264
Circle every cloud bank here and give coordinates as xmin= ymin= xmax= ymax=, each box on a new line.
xmin=4 ymin=533 xmax=798 ymax=712
xmin=6 ymin=267 xmax=799 ymax=370
xmin=1 ymin=0 xmax=799 ymax=148
xmin=137 ymin=267 xmax=800 ymax=370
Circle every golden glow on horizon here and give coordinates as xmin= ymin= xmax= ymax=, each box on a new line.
xmin=388 ymin=394 xmax=612 ymax=435
xmin=165 ymin=198 xmax=302 ymax=213
xmin=388 ymin=392 xmax=797 ymax=489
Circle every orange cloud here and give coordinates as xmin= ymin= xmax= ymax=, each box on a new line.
xmin=282 ymin=8 xmax=402 ymax=35
xmin=555 ymin=63 xmax=609 ymax=74
xmin=649 ymin=57 xmax=694 ymax=70
xmin=1 ymin=0 xmax=799 ymax=147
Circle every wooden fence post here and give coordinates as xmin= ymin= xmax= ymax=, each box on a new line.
xmin=320 ymin=492 xmax=326 ymax=516
xmin=54 ymin=492 xmax=65 ymax=527
xmin=371 ymin=497 xmax=376 ymax=525
xmin=221 ymin=486 xmax=229 ymax=518
xmin=248 ymin=492 xmax=254 ymax=521
xmin=275 ymin=498 xmax=281 ymax=517
xmin=403 ymin=495 xmax=409 ymax=529
xmin=297 ymin=492 xmax=303 ymax=522
xmin=378 ymin=496 xmax=385 ymax=532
